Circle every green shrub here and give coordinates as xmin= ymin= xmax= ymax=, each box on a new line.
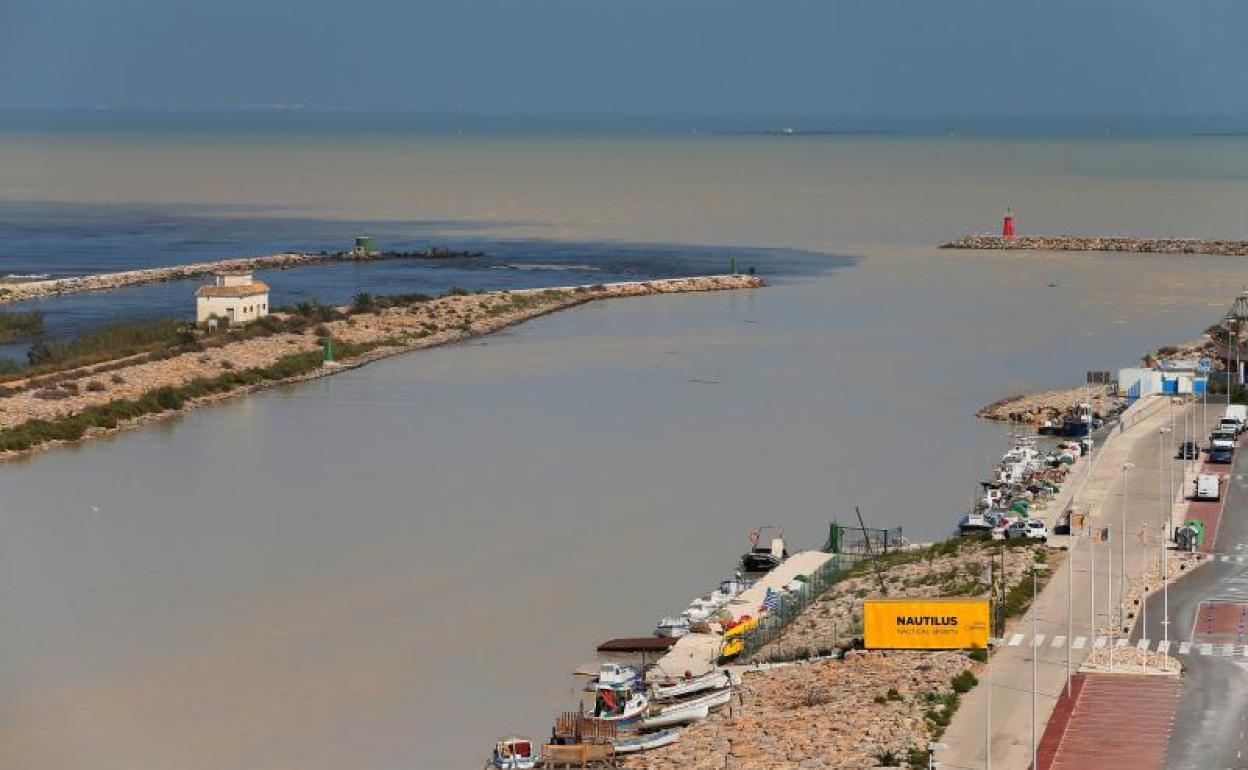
xmin=951 ymin=670 xmax=978 ymax=694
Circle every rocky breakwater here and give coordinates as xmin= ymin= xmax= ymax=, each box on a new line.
xmin=0 ymin=274 xmax=763 ymax=456
xmin=977 ymin=383 xmax=1120 ymax=426
xmin=943 ymin=234 xmax=1248 ymax=257
xmin=0 ymin=247 xmax=488 ymax=305
xmin=0 ymin=252 xmax=325 ymax=305
xmin=623 ymin=652 xmax=977 ymax=770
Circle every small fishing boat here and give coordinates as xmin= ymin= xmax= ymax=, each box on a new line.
xmin=588 ymin=690 xmax=648 ymax=723
xmin=640 ymin=703 xmax=709 ymax=729
xmin=613 ymin=728 xmax=681 ymax=755
xmin=486 ymin=736 xmax=538 ymax=769
xmin=654 ymin=687 xmax=732 ymax=715
xmin=741 ymin=526 xmax=787 ymax=572
xmin=650 ymin=669 xmax=731 ymax=701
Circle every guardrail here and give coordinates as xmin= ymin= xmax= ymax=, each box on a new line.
xmin=737 ymin=555 xmax=857 ymax=658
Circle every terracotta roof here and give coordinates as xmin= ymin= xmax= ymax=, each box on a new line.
xmin=195 ymin=282 xmax=270 ymax=298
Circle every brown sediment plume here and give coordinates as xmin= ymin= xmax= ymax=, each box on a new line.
xmin=0 ymin=275 xmax=763 ymax=458
xmin=942 ymin=235 xmax=1248 ymax=257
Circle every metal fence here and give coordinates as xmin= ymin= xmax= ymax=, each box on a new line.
xmin=737 ymin=554 xmax=856 ymax=658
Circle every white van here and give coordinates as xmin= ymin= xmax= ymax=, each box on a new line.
xmin=1227 ymin=404 xmax=1248 ymax=424
xmin=1195 ymin=474 xmax=1222 ymax=501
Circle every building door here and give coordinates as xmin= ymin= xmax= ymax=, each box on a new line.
xmin=226 ymin=307 xmax=235 ymax=324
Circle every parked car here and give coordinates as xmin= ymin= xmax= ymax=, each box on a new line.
xmin=1178 ymin=441 xmax=1199 ymax=460
xmin=1005 ymin=519 xmax=1048 ymax=541
xmin=1210 ymin=445 xmax=1235 ymax=465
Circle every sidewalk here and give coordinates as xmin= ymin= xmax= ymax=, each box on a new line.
xmin=940 ymin=397 xmax=1209 ymax=770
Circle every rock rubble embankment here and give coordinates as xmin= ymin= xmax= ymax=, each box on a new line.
xmin=943 ymin=235 xmax=1248 ymax=256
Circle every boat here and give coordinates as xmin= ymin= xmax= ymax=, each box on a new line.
xmin=681 ymin=577 xmax=748 ymax=622
xmin=741 ymin=526 xmax=787 ymax=572
xmin=613 ymin=728 xmax=682 ymax=754
xmin=639 ymin=704 xmax=709 ymax=729
xmin=588 ymin=666 xmax=648 ymax=724
xmin=654 ymin=616 xmax=690 ymax=638
xmin=958 ymin=512 xmax=1001 ymax=535
xmin=650 ymin=669 xmax=732 ymax=701
xmin=655 ymin=687 xmax=732 ymax=714
xmin=487 ymin=736 xmax=539 ymax=769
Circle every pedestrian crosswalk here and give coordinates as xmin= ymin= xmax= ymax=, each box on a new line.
xmin=995 ymin=633 xmax=1248 ymax=657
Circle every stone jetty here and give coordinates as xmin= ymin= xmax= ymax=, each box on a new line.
xmin=943 ymin=234 xmax=1248 ymax=257
xmin=977 ymin=383 xmax=1121 ymax=426
xmin=0 ymin=248 xmax=482 ymax=305
xmin=0 ymin=274 xmax=763 ymax=456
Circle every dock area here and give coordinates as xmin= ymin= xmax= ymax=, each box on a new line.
xmin=649 ymin=551 xmax=834 ymax=679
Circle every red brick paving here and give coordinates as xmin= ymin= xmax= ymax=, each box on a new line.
xmin=1038 ymin=674 xmax=1181 ymax=770
xmin=1192 ymin=599 xmax=1248 ymax=645
xmin=1036 ymin=673 xmax=1086 ymax=770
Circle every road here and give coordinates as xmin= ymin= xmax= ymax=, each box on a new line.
xmin=1140 ymin=444 xmax=1248 ymax=769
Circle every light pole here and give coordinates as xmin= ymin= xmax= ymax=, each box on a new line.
xmin=1120 ymin=462 xmax=1135 ymax=647
xmin=1159 ymin=426 xmax=1170 ymax=582
xmin=1032 ymin=563 xmax=1048 ymax=770
xmin=1066 ymin=525 xmax=1073 ymax=696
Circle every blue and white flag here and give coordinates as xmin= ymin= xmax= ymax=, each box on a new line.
xmin=762 ymin=587 xmax=781 ymax=612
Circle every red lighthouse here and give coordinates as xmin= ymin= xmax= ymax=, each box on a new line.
xmin=1002 ymin=206 xmax=1015 ymax=239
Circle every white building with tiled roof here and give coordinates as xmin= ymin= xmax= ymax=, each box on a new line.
xmin=195 ymin=270 xmax=270 ymax=325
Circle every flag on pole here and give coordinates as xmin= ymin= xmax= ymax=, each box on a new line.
xmin=762 ymin=587 xmax=781 ymax=612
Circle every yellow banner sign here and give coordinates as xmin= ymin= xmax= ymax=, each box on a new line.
xmin=863 ymin=599 xmax=990 ymax=650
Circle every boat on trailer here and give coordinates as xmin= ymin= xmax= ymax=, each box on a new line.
xmin=741 ymin=526 xmax=787 ymax=572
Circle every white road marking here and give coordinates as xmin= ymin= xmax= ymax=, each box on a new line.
xmin=1225 ymin=643 xmax=1237 ymax=657
xmin=1201 ymin=643 xmax=1214 ymax=656
xmin=1051 ymin=635 xmax=1066 ymax=648
xmin=1009 ymin=633 xmax=1024 ymax=647
xmin=1223 ymin=556 xmax=1231 ymax=563
xmin=1072 ymin=636 xmax=1087 ymax=649
xmin=1239 ymin=557 xmax=1246 ymax=564
xmin=1180 ymin=641 xmax=1193 ymax=654
xmin=1116 ymin=638 xmax=1129 ymax=648
xmin=1033 ymin=634 xmax=1046 ymax=648
xmin=1137 ymin=639 xmax=1151 ymax=651
xmin=1094 ymin=636 xmax=1108 ymax=649
xmin=1157 ymin=640 xmax=1171 ymax=654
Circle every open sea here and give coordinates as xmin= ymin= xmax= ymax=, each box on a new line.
xmin=2 ymin=114 xmax=1247 ymax=768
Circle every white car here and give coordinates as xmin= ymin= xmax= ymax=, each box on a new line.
xmin=1005 ymin=519 xmax=1048 ymax=541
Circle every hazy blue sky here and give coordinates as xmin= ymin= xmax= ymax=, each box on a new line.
xmin=1 ymin=0 xmax=1245 ymax=116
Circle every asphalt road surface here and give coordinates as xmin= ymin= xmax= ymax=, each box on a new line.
xmin=1141 ymin=452 xmax=1248 ymax=770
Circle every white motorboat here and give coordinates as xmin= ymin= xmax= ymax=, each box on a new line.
xmin=640 ymin=704 xmax=708 ymax=729
xmin=486 ymin=736 xmax=538 ymax=769
xmin=650 ymin=670 xmax=732 ymax=701
xmin=654 ymin=616 xmax=690 ymax=638
xmin=613 ymin=728 xmax=681 ymax=754
xmin=654 ymin=687 xmax=732 ymax=715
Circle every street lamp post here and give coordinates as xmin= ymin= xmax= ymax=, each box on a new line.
xmin=1032 ymin=563 xmax=1048 ymax=770
xmin=1120 ymin=462 xmax=1135 ymax=648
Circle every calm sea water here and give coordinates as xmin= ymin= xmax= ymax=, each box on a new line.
xmin=2 ymin=120 xmax=1248 ymax=769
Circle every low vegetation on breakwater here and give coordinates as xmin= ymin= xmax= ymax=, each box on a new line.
xmin=943 ymin=234 xmax=1248 ymax=256
xmin=0 ymin=247 xmax=484 ymax=306
xmin=0 ymin=275 xmax=762 ymax=457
